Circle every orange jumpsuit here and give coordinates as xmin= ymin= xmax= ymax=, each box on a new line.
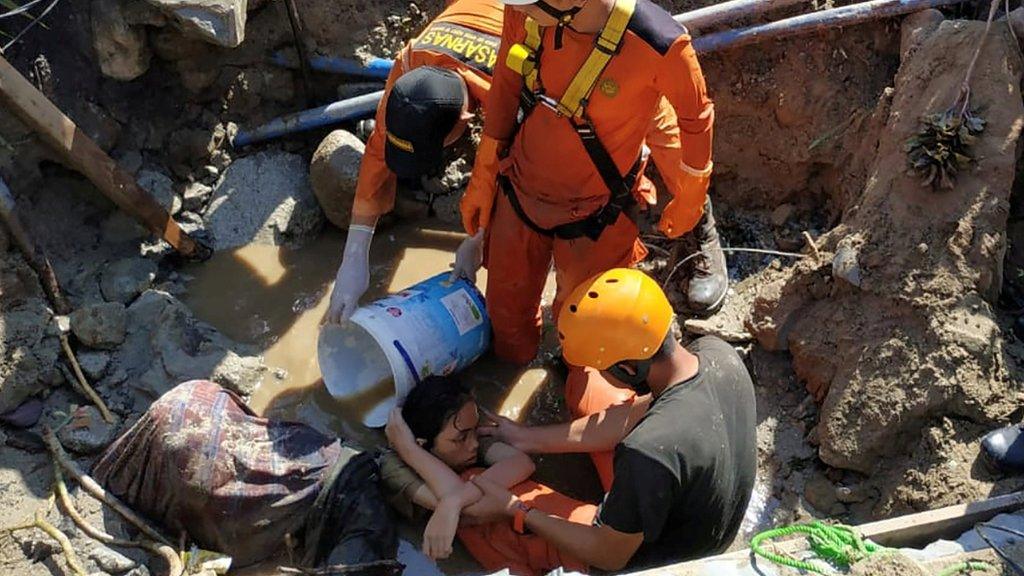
xmin=468 ymin=1 xmax=715 ymax=366
xmin=352 ymin=0 xmax=504 ymax=219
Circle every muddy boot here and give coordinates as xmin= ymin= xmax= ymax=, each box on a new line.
xmin=981 ymin=424 xmax=1024 ymax=474
xmin=686 ymin=197 xmax=728 ymax=314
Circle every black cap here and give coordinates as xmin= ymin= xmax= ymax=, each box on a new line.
xmin=384 ymin=66 xmax=466 ymax=179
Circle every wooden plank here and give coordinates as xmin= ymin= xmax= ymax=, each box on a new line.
xmin=0 ymin=54 xmax=209 ymax=260
xmin=626 ymin=491 xmax=1024 ymax=575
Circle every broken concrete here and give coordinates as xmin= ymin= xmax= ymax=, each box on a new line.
xmin=145 ymin=0 xmax=247 ymax=48
xmin=203 ymin=151 xmax=324 ymax=250
xmin=310 ymin=130 xmax=364 ymax=230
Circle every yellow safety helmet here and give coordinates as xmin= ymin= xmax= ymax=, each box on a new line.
xmin=558 ymin=268 xmax=674 ymax=370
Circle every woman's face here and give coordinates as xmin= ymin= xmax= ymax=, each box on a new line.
xmin=430 ymin=401 xmax=480 ymax=470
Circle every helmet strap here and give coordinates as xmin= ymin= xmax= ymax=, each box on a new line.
xmin=608 ymin=359 xmax=653 ymax=395
xmin=535 ymin=0 xmax=582 ymax=49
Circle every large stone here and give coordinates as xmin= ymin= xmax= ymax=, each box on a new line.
xmin=100 ymin=258 xmax=158 ymax=304
xmin=0 ymin=254 xmax=61 ymax=414
xmin=137 ymin=170 xmax=181 ymax=215
xmin=57 ymin=405 xmax=119 ymax=455
xmin=203 ymin=151 xmax=324 ymax=250
xmin=77 ymin=351 xmax=111 ymax=381
xmin=91 ymin=0 xmax=152 ymax=81
xmin=71 ymin=302 xmax=127 ymax=349
xmin=309 ymin=130 xmax=364 ymax=229
xmin=144 ymin=0 xmax=247 ymax=47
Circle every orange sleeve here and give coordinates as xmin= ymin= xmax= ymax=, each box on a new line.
xmin=644 ymin=95 xmax=682 ymax=180
xmin=352 ymin=53 xmax=404 ymax=219
xmin=480 ymin=6 xmax=524 ymax=143
xmin=655 ymin=35 xmax=714 ymax=171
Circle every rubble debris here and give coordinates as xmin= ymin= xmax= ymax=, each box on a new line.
xmin=76 ymin=351 xmax=111 ymax=381
xmin=0 ymin=399 xmax=44 ymax=428
xmin=71 ymin=303 xmax=128 ymax=350
xmin=90 ymin=0 xmax=152 ymax=81
xmin=100 ymin=258 xmax=159 ymax=305
xmin=310 ymin=129 xmax=364 ymax=229
xmin=203 ymin=151 xmax=324 ymax=250
xmin=0 ymin=254 xmax=61 ymax=414
xmin=145 ymin=0 xmax=247 ymax=47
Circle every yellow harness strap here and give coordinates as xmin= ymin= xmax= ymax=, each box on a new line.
xmin=557 ymin=0 xmax=635 ymax=118
xmin=523 ymin=18 xmax=542 ymax=91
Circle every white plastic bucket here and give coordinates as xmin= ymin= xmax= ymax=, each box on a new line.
xmin=318 ymin=272 xmax=491 ymax=427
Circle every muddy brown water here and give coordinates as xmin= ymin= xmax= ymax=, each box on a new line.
xmin=184 ymin=222 xmax=602 ymax=575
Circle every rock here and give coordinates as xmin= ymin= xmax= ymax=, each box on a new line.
xmin=1010 ymin=8 xmax=1024 ymax=42
xmin=125 ymin=566 xmax=151 ymax=576
xmin=900 ymin=9 xmax=944 ymax=62
xmin=835 ymin=483 xmax=871 ymax=504
xmin=0 ymin=398 xmax=44 ymax=428
xmin=804 ymin=475 xmax=844 ymax=516
xmin=0 ymin=254 xmax=61 ymax=413
xmin=77 ymin=351 xmax=111 ymax=381
xmin=100 ymin=212 xmax=148 ymax=244
xmin=91 ymin=0 xmax=152 ymax=81
xmin=177 ymin=60 xmax=220 ymax=94
xmin=89 ymin=544 xmax=136 ymax=573
xmin=770 ymin=203 xmax=796 ymax=227
xmin=114 ymin=150 xmax=144 ymax=175
xmin=310 ymin=130 xmax=365 ymax=229
xmin=67 ymin=101 xmax=121 ymax=152
xmin=71 ymin=302 xmax=127 ymax=349
xmin=100 ymin=258 xmax=159 ymax=304
xmin=137 ymin=170 xmax=181 ymax=215
xmin=150 ymin=26 xmax=210 ymax=61
xmin=204 ymin=151 xmax=324 ymax=249
xmin=57 ymin=405 xmax=119 ymax=454
xmin=145 ymin=0 xmax=247 ymax=47
xmin=122 ymin=0 xmax=166 ymax=25
xmin=831 ymin=239 xmax=862 ymax=287
xmin=182 ymin=182 xmax=213 ymax=211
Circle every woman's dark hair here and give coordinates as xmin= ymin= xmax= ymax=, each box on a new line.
xmin=401 ymin=375 xmax=473 ymax=450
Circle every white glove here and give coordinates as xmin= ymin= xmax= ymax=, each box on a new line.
xmin=449 ymin=228 xmax=485 ymax=284
xmin=326 ymin=224 xmax=374 ymax=324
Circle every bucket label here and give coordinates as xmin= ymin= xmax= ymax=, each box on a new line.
xmin=441 ymin=289 xmax=484 ymax=336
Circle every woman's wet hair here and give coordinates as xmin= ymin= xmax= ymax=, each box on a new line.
xmin=401 ymin=375 xmax=473 ymax=450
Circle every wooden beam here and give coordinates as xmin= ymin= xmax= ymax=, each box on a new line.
xmin=626 ymin=491 xmax=1024 ymax=575
xmin=0 ymin=55 xmax=210 ymax=260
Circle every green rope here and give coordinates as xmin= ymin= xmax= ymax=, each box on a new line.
xmin=751 ymin=521 xmax=884 ymax=574
xmin=936 ymin=561 xmax=997 ymax=576
xmin=751 ymin=521 xmax=998 ymax=575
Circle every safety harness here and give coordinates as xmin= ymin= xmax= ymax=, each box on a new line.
xmin=501 ymin=0 xmax=642 ymax=242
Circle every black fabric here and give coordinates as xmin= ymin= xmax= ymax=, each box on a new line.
xmin=597 ymin=336 xmax=757 ymax=568
xmin=384 ymin=66 xmax=465 ymax=179
xmin=302 ymin=447 xmax=399 ymax=570
xmin=627 ymin=0 xmax=688 ymax=55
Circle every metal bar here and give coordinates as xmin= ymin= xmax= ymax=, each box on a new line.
xmin=676 ymin=0 xmax=809 ymax=30
xmin=270 ymin=51 xmax=394 ymax=80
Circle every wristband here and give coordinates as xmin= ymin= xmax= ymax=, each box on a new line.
xmin=512 ymin=500 xmax=533 ymax=534
xmin=348 ymin=224 xmax=375 ymax=235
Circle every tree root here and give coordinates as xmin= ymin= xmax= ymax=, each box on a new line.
xmin=52 ymin=457 xmax=184 ymax=576
xmin=59 ymin=333 xmax=115 ymax=424
xmin=43 ymin=427 xmax=172 ymax=546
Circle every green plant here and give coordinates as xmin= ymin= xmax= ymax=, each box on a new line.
xmin=905 ymin=108 xmax=986 ymax=190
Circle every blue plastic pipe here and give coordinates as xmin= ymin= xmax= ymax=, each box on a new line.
xmin=270 ymin=51 xmax=394 ymax=80
xmin=231 ymin=90 xmax=384 ymax=148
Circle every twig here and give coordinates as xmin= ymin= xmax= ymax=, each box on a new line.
xmin=802 ymin=231 xmax=821 ymax=261
xmin=42 ymin=427 xmax=173 ymax=546
xmin=58 ymin=333 xmax=114 ymax=423
xmin=51 ymin=458 xmax=185 ymax=576
xmin=3 ymin=496 xmax=88 ymax=576
xmin=0 ymin=0 xmax=61 ymax=53
xmin=952 ymin=0 xmax=1002 ymax=114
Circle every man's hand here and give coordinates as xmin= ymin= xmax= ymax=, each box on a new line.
xmin=422 ymin=499 xmax=462 ymax=560
xmin=476 ymin=407 xmax=531 ymax=452
xmin=465 ymin=476 xmax=518 ymax=524
xmin=449 ymin=228 xmax=485 ymax=284
xmin=385 ymin=407 xmax=417 ymax=452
